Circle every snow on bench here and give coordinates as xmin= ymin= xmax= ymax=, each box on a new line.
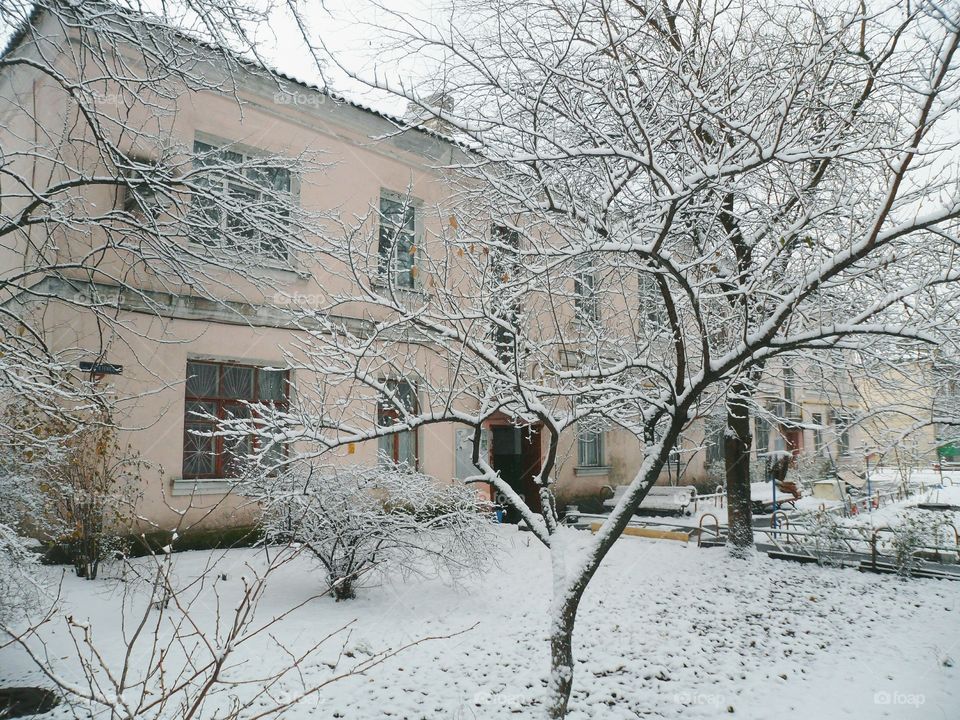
xmin=603 ymin=484 xmax=696 ymax=516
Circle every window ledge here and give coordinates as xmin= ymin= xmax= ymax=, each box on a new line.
xmin=171 ymin=478 xmax=245 ymax=497
xmin=370 ymin=280 xmax=430 ymax=299
xmin=575 ymin=466 xmax=611 ymax=477
xmin=189 ymin=241 xmax=308 ymax=279
xmin=259 ymin=261 xmax=309 ymax=279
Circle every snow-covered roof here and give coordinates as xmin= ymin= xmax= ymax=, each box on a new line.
xmin=0 ymin=2 xmax=468 ymax=153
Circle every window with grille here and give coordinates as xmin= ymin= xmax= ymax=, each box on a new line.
xmin=182 ymin=360 xmax=289 ymax=479
xmin=191 ymin=139 xmax=291 ymax=261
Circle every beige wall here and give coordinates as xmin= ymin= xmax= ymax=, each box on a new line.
xmin=38 ymin=301 xmax=467 ymax=530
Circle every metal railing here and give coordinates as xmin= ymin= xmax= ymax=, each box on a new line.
xmin=696 ymin=513 xmax=722 ymax=547
xmin=750 ymin=525 xmax=960 ymax=572
xmin=692 ymin=486 xmax=725 ymax=512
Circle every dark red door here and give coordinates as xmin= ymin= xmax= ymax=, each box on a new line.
xmin=489 ymin=421 xmax=544 ymax=517
xmin=784 ymin=429 xmax=802 ymax=464
xmin=520 ymin=424 xmax=543 ymax=513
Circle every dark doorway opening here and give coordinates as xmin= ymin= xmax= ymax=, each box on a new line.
xmin=490 ymin=423 xmax=542 ymax=522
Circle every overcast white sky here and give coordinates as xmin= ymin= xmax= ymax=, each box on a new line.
xmin=0 ymin=1 xmax=442 ymax=116
xmin=260 ymin=0 xmax=444 ymax=116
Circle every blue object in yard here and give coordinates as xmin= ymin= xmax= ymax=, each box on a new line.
xmin=494 ymin=506 xmax=505 ymax=523
xmin=766 ymin=457 xmax=778 ymax=526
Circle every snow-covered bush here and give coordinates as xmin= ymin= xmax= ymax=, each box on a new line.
xmin=890 ymin=515 xmax=927 ymax=577
xmin=0 ymin=403 xmax=74 ymax=617
xmin=808 ymin=512 xmax=850 ymax=566
xmin=245 ymin=463 xmax=495 ymax=600
xmin=889 ymin=512 xmax=957 ymax=577
xmin=0 ymin=524 xmax=44 ymax=623
xmin=1 ymin=402 xmax=143 ymax=581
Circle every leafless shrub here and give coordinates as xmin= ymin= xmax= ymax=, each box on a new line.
xmin=243 ymin=463 xmax=496 ymax=600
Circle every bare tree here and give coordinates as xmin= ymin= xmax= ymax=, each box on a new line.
xmin=0 ymin=0 xmax=332 ymax=598
xmin=229 ymin=0 xmax=960 ymax=715
xmin=0 ymin=0 xmax=350 ymax=714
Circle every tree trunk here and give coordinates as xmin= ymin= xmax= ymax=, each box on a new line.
xmin=725 ymin=388 xmax=754 ymax=552
xmin=546 ymin=595 xmax=578 ymax=719
xmin=330 ymin=574 xmax=356 ymax=601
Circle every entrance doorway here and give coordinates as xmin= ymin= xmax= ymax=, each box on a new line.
xmin=490 ymin=422 xmax=542 ymax=521
xmin=782 ymin=427 xmax=802 ymax=464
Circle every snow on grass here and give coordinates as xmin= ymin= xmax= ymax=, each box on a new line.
xmin=0 ymin=527 xmax=957 ymax=719
xmin=828 ymin=484 xmax=960 ymax=536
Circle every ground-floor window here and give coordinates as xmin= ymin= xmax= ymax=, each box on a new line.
xmin=811 ymin=412 xmax=824 ymax=453
xmin=577 ymin=428 xmax=605 ymax=468
xmin=706 ymin=415 xmax=726 ymax=463
xmin=183 ymin=360 xmax=288 ymax=479
xmin=377 ymin=379 xmax=419 ymax=468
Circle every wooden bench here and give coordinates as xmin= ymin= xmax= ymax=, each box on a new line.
xmin=603 ymin=484 xmax=697 ymax=516
xmin=750 ymin=495 xmax=798 ymax=514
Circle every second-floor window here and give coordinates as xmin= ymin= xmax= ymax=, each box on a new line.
xmin=183 ymin=360 xmax=289 ymax=479
xmin=754 ymin=413 xmax=771 ymax=456
xmin=378 ymin=193 xmax=418 ymax=288
xmin=638 ymin=270 xmax=667 ymax=326
xmin=783 ymin=365 xmax=796 ymax=405
xmin=574 ymin=257 xmax=599 ymax=323
xmin=831 ymin=412 xmax=852 ymax=456
xmin=491 ymin=225 xmax=521 ymax=363
xmin=490 ymin=224 xmax=521 ymax=282
xmin=191 ymin=140 xmax=291 ymax=262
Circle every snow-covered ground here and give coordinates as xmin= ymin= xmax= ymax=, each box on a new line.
xmin=1 ymin=528 xmax=957 ymax=719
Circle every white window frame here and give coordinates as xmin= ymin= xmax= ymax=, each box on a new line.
xmin=574 ymin=256 xmax=599 ymax=323
xmin=191 ymin=134 xmax=298 ymax=266
xmin=377 ymin=189 xmax=423 ymax=290
xmin=577 ymin=427 xmax=605 ymax=468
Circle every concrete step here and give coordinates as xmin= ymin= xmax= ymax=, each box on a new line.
xmin=767 ymin=550 xmax=821 ymax=564
xmin=697 ymin=539 xmax=727 ymax=548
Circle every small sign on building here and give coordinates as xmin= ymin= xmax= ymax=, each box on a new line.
xmin=79 ymin=361 xmax=123 ymax=375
